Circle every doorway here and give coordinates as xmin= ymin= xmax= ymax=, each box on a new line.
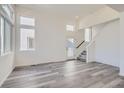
xmin=66 ymin=38 xmax=75 ymax=60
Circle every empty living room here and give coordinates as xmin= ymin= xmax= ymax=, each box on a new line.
xmin=1 ymin=0 xmax=124 ymax=91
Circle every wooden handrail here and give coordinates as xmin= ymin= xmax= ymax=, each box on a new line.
xmin=76 ymin=41 xmax=85 ymax=49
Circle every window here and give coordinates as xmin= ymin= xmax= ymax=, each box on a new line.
xmin=27 ymin=37 xmax=34 ymax=49
xmin=2 ymin=5 xmax=11 ymax=18
xmin=1 ymin=5 xmax=14 ymax=22
xmin=66 ymin=25 xmax=74 ymax=31
xmin=0 ymin=17 xmax=4 ymax=55
xmin=4 ymin=20 xmax=12 ymax=53
xmin=0 ymin=4 xmax=13 ymax=56
xmin=20 ymin=16 xmax=35 ymax=51
xmin=0 ymin=17 xmax=12 ymax=55
xmin=20 ymin=29 xmax=35 ymax=51
xmin=20 ymin=16 xmax=35 ymax=26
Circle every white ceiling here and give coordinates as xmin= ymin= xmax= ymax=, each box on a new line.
xmin=17 ymin=4 xmax=106 ymax=19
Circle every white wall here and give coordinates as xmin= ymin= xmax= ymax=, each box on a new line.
xmin=15 ymin=6 xmax=81 ymax=66
xmin=87 ymin=41 xmax=96 ymax=62
xmin=89 ymin=19 xmax=120 ymax=67
xmin=120 ymin=12 xmax=124 ymax=75
xmin=0 ymin=5 xmax=15 ymax=86
xmin=0 ymin=53 xmax=15 ymax=86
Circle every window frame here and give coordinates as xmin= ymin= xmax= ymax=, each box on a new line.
xmin=4 ymin=18 xmax=12 ymax=54
xmin=19 ymin=16 xmax=35 ymax=51
xmin=66 ymin=25 xmax=74 ymax=32
xmin=0 ymin=4 xmax=13 ymax=56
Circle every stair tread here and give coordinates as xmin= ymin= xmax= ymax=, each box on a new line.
xmin=77 ymin=50 xmax=87 ymax=62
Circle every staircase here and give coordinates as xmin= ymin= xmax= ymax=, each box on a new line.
xmin=76 ymin=40 xmax=87 ymax=62
xmin=77 ymin=50 xmax=86 ymax=62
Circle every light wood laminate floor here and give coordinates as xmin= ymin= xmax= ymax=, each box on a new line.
xmin=1 ymin=60 xmax=124 ymax=88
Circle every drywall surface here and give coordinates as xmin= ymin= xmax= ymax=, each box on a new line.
xmin=0 ymin=53 xmax=15 ymax=86
xmin=87 ymin=41 xmax=96 ymax=62
xmin=120 ymin=12 xmax=124 ymax=75
xmin=92 ymin=20 xmax=120 ymax=67
xmin=15 ymin=6 xmax=82 ymax=66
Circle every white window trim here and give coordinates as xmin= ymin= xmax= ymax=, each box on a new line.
xmin=0 ymin=16 xmax=4 ymax=56
xmin=0 ymin=5 xmax=14 ymax=25
xmin=1 ymin=51 xmax=12 ymax=56
xmin=0 ymin=5 xmax=13 ymax=56
xmin=19 ymin=16 xmax=35 ymax=51
xmin=66 ymin=25 xmax=75 ymax=32
xmin=20 ymin=48 xmax=35 ymax=52
xmin=0 ymin=16 xmax=12 ymax=56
